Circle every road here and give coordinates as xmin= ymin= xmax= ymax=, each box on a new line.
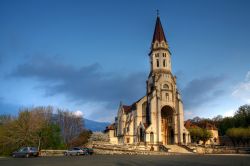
xmin=0 ymin=154 xmax=249 ymax=166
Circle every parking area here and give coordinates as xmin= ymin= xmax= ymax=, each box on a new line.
xmin=0 ymin=154 xmax=249 ymax=166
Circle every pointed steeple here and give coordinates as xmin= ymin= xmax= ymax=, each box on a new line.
xmin=152 ymin=16 xmax=167 ymax=44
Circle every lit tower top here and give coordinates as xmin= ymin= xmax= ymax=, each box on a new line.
xmin=149 ymin=13 xmax=171 ymax=73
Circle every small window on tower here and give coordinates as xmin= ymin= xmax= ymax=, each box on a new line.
xmin=166 ymin=93 xmax=169 ymax=101
xmin=163 ymin=59 xmax=166 ymax=67
xmin=155 ymin=53 xmax=159 ymax=58
xmin=156 ymin=59 xmax=159 ymax=67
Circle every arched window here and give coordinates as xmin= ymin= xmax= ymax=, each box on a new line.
xmin=163 ymin=59 xmax=166 ymax=67
xmin=156 ymin=59 xmax=159 ymax=67
xmin=163 ymin=84 xmax=169 ymax=89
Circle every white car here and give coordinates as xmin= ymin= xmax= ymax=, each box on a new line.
xmin=64 ymin=147 xmax=86 ymax=156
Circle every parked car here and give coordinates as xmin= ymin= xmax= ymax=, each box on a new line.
xmin=12 ymin=147 xmax=39 ymax=158
xmin=64 ymin=147 xmax=87 ymax=156
xmin=81 ymin=147 xmax=94 ymax=155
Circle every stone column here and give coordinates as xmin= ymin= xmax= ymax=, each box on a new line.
xmin=174 ymin=114 xmax=178 ymax=144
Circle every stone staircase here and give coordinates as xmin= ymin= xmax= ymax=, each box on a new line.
xmin=92 ymin=142 xmax=168 ymax=155
xmin=164 ymin=145 xmax=192 ymax=153
xmin=91 ymin=141 xmax=193 ymax=155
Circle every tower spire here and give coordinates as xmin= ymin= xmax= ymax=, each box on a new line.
xmin=151 ymin=14 xmax=167 ymax=44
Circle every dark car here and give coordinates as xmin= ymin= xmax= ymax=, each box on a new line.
xmin=12 ymin=147 xmax=39 ymax=158
xmin=81 ymin=147 xmax=94 ymax=155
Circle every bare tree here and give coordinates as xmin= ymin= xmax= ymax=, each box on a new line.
xmin=56 ymin=109 xmax=84 ymax=146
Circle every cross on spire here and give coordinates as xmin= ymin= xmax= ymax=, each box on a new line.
xmin=157 ymin=9 xmax=159 ymax=17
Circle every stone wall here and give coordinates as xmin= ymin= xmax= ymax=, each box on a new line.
xmin=40 ymin=150 xmax=66 ymax=156
xmin=196 ymin=146 xmax=250 ymax=154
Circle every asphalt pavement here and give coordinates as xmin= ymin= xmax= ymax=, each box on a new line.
xmin=0 ymin=154 xmax=249 ymax=166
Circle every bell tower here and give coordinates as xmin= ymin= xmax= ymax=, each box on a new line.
xmin=146 ymin=14 xmax=186 ymax=146
xmin=149 ymin=15 xmax=171 ymax=73
xmin=147 ymin=15 xmax=174 ymax=96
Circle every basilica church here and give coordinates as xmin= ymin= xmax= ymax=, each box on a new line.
xmin=106 ymin=15 xmax=191 ymax=150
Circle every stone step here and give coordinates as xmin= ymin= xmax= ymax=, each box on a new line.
xmin=92 ymin=142 xmax=192 ymax=154
xmin=165 ymin=145 xmax=192 ymax=153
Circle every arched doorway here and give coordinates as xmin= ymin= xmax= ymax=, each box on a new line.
xmin=161 ymin=106 xmax=174 ymax=145
xmin=183 ymin=133 xmax=186 ymax=144
xmin=139 ymin=127 xmax=145 ymax=142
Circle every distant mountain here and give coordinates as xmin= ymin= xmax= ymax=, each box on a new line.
xmin=84 ymin=118 xmax=110 ymax=132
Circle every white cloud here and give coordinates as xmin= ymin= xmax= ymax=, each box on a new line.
xmin=73 ymin=110 xmax=83 ymax=117
xmin=232 ymin=71 xmax=250 ymax=104
xmin=245 ymin=71 xmax=250 ymax=82
xmin=184 ymin=110 xmax=194 ymax=120
xmin=223 ymin=109 xmax=235 ymax=117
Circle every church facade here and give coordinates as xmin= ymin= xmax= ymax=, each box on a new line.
xmin=106 ymin=16 xmax=190 ymax=149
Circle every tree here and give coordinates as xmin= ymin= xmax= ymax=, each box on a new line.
xmin=56 ymin=109 xmax=84 ymax=146
xmin=0 ymin=106 xmax=68 ymax=155
xmin=200 ymin=129 xmax=212 ymax=145
xmin=234 ymin=105 xmax=250 ymax=128
xmin=88 ymin=132 xmax=109 ymax=142
xmin=0 ymin=115 xmax=13 ymax=125
xmin=218 ymin=117 xmax=235 ymax=135
xmin=188 ymin=127 xmax=212 ymax=145
xmin=39 ymin=123 xmax=65 ymax=149
xmin=68 ymin=130 xmax=92 ymax=147
xmin=226 ymin=128 xmax=250 ymax=146
xmin=188 ymin=127 xmax=202 ymax=143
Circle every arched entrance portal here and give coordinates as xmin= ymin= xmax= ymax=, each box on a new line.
xmin=161 ymin=106 xmax=174 ymax=145
xmin=139 ymin=127 xmax=145 ymax=142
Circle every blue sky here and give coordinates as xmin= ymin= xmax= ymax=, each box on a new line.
xmin=0 ymin=0 xmax=250 ymax=122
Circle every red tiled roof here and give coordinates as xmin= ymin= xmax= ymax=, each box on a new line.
xmin=152 ymin=16 xmax=167 ymax=44
xmin=184 ymin=120 xmax=218 ymax=130
xmin=104 ymin=123 xmax=115 ymax=132
xmin=123 ymin=105 xmax=132 ymax=114
xmin=205 ymin=122 xmax=217 ymax=130
xmin=184 ymin=120 xmax=199 ymax=129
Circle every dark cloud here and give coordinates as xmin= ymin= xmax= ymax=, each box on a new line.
xmin=181 ymin=75 xmax=227 ymax=109
xmin=10 ymin=56 xmax=147 ymax=111
xmin=9 ymin=56 xmax=228 ymax=120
